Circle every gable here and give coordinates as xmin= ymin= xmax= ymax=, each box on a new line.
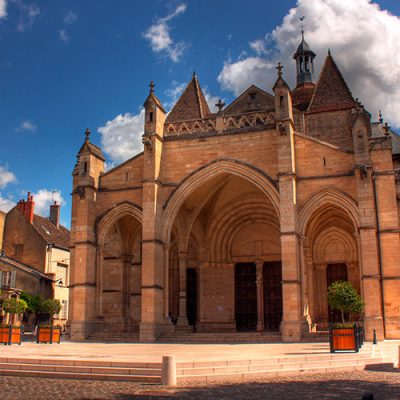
xmin=223 ymin=85 xmax=275 ymax=115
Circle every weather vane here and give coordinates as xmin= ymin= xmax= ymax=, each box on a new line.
xmin=299 ymin=16 xmax=305 ymax=39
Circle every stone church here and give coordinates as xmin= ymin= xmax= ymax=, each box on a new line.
xmin=69 ymin=34 xmax=400 ymax=342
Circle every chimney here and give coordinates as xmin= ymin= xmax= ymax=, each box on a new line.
xmin=17 ymin=192 xmax=34 ymax=224
xmin=49 ymin=201 xmax=60 ymax=228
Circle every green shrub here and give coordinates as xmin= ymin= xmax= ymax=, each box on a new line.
xmin=328 ymin=281 xmax=364 ymax=325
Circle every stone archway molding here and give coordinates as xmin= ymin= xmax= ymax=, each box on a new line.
xmin=298 ymin=187 xmax=360 ymax=236
xmin=96 ymin=201 xmax=143 ymax=247
xmin=161 ymin=158 xmax=280 ymax=243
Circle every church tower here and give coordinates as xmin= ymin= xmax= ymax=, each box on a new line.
xmin=293 ymin=30 xmax=316 ymax=85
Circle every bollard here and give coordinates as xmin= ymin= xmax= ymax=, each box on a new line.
xmin=372 ymin=329 xmax=377 ymax=345
xmin=161 ymin=355 xmax=177 ymax=386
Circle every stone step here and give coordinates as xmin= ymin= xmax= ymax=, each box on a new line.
xmin=177 ymin=357 xmax=384 ymax=383
xmin=0 ymin=362 xmax=161 ymax=376
xmin=0 ymin=369 xmax=160 ymax=383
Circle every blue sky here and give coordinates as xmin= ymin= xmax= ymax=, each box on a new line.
xmin=0 ymin=0 xmax=399 ymax=227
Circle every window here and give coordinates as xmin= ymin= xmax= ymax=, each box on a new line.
xmin=61 ymin=299 xmax=68 ymax=320
xmin=56 ymin=263 xmax=68 ymax=286
xmin=0 ymin=270 xmax=16 ymax=288
xmin=149 ymin=111 xmax=153 ymax=122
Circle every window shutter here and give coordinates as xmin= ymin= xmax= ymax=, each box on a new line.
xmin=0 ymin=271 xmax=3 ymax=288
xmin=10 ymin=271 xmax=16 ymax=288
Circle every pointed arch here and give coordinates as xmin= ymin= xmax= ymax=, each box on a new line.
xmin=298 ymin=187 xmax=359 ymax=236
xmin=161 ymin=158 xmax=279 ymax=243
xmin=97 ymin=202 xmax=143 ymax=247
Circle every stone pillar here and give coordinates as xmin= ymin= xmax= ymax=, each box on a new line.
xmin=256 ymin=261 xmax=264 ymax=332
xmin=177 ymin=252 xmax=189 ymax=326
xmin=163 ymin=243 xmax=170 ymax=319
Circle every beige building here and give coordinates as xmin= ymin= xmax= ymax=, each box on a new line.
xmin=2 ymin=193 xmax=70 ymax=325
xmin=69 ymin=36 xmax=400 ymax=342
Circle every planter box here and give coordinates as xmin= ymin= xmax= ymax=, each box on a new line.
xmin=329 ymin=323 xmax=363 ymax=353
xmin=0 ymin=326 xmax=22 ymax=345
xmin=37 ymin=326 xmax=61 ymax=344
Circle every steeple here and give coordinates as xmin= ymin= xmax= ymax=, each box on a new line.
xmin=293 ymin=29 xmax=316 ymax=86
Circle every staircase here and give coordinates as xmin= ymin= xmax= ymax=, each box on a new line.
xmin=175 ymin=344 xmax=384 ymax=383
xmin=86 ymin=331 xmax=139 ymax=343
xmin=159 ymin=331 xmax=282 ymax=343
xmin=0 ymin=357 xmax=161 ymax=382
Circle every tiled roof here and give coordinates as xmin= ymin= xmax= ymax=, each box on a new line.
xmin=291 ymin=82 xmax=316 ymax=112
xmin=32 ymin=215 xmax=70 ymax=250
xmin=308 ymin=53 xmax=356 ymax=113
xmin=0 ymin=255 xmax=52 ymax=281
xmin=223 ymin=85 xmax=275 ymax=115
xmin=78 ymin=140 xmax=106 ymax=161
xmin=144 ymin=92 xmax=166 ymax=113
xmin=165 ymin=74 xmax=211 ymax=123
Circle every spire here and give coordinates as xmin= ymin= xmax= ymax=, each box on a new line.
xmin=165 ymin=73 xmax=211 ymax=123
xmin=293 ymin=24 xmax=316 ymax=86
xmin=308 ymin=52 xmax=356 ymax=113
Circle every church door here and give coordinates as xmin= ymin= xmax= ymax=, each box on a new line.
xmin=263 ymin=261 xmax=283 ymax=332
xmin=186 ymin=268 xmax=198 ymax=326
xmin=235 ymin=263 xmax=257 ymax=332
xmin=326 ymin=263 xmax=348 ymax=323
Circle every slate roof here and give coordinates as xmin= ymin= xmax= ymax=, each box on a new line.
xmin=308 ymin=53 xmax=356 ymax=113
xmin=293 ymin=38 xmax=316 ymax=58
xmin=165 ymin=74 xmax=211 ymax=123
xmin=32 ymin=215 xmax=70 ymax=250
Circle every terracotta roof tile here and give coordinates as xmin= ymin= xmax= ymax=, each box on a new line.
xmin=165 ymin=74 xmax=211 ymax=123
xmin=308 ymin=53 xmax=356 ymax=113
xmin=291 ymin=82 xmax=316 ymax=112
xmin=32 ymin=215 xmax=70 ymax=250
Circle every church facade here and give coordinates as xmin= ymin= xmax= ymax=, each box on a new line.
xmin=69 ymin=37 xmax=400 ymax=342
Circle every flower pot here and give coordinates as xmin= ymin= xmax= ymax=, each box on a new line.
xmin=37 ymin=326 xmax=61 ymax=344
xmin=0 ymin=325 xmax=22 ymax=345
xmin=329 ymin=323 xmax=363 ymax=353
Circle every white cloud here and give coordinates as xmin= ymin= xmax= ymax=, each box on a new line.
xmin=16 ymin=120 xmax=37 ymax=132
xmin=98 ymin=109 xmax=144 ymax=164
xmin=14 ymin=0 xmax=40 ymax=32
xmin=0 ymin=195 xmax=15 ymax=212
xmin=59 ymin=29 xmax=69 ymax=42
xmin=63 ymin=10 xmax=77 ymax=24
xmin=203 ymin=88 xmax=221 ymax=113
xmin=164 ymin=81 xmax=186 ymax=110
xmin=0 ymin=165 xmax=17 ymax=189
xmin=31 ymin=189 xmax=65 ymax=217
xmin=143 ymin=4 xmax=188 ymax=62
xmin=0 ymin=0 xmax=7 ymax=18
xmin=218 ymin=0 xmax=400 ymax=127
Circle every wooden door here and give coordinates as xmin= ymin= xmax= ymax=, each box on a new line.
xmin=263 ymin=261 xmax=283 ymax=332
xmin=186 ymin=268 xmax=198 ymax=326
xmin=235 ymin=263 xmax=257 ymax=332
xmin=326 ymin=263 xmax=348 ymax=323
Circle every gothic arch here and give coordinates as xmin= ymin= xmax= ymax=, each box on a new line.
xmin=161 ymin=159 xmax=280 ymax=244
xmin=97 ymin=202 xmax=143 ymax=247
xmin=298 ymin=188 xmax=360 ymax=236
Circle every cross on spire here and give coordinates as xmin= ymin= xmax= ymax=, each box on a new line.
xmin=85 ymin=128 xmax=91 ymax=141
xmin=215 ymin=99 xmax=225 ymax=113
xmin=276 ymin=62 xmax=283 ymax=78
xmin=383 ymin=122 xmax=390 ymax=136
xmin=149 ymin=80 xmax=155 ymax=93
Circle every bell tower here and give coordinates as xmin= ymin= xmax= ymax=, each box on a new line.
xmin=293 ymin=29 xmax=316 ymax=86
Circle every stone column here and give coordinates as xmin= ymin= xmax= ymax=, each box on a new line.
xmin=177 ymin=252 xmax=189 ymax=326
xmin=256 ymin=261 xmax=264 ymax=332
xmin=95 ymin=248 xmax=104 ymax=317
xmin=121 ymin=255 xmax=132 ymax=320
xmin=163 ymin=243 xmax=170 ymax=319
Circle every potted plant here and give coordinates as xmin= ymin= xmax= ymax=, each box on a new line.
xmin=37 ymin=299 xmax=62 ymax=344
xmin=0 ymin=297 xmax=27 ymax=345
xmin=327 ymin=281 xmax=365 ymax=353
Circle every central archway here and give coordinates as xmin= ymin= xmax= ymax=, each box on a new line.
xmin=162 ymin=160 xmax=281 ymax=334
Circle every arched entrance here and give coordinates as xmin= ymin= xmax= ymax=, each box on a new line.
xmin=162 ymin=161 xmax=281 ymax=334
xmin=299 ymin=190 xmax=361 ymax=331
xmin=96 ymin=204 xmax=142 ymax=333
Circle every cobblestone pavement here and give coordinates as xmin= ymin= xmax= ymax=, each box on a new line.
xmin=0 ymin=368 xmax=399 ymax=400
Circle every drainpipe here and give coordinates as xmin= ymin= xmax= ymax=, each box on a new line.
xmin=371 ymin=173 xmax=386 ymax=338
